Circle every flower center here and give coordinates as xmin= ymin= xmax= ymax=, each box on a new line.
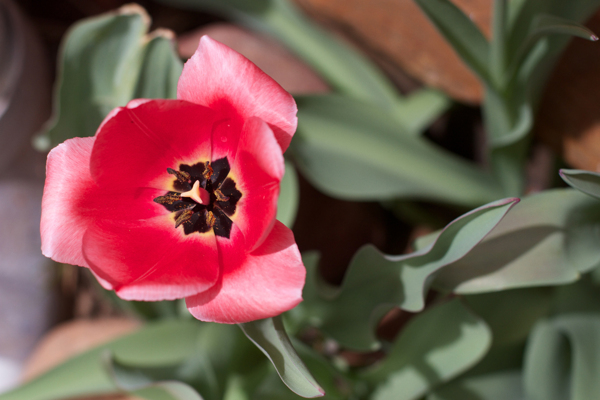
xmin=153 ymin=157 xmax=242 ymax=238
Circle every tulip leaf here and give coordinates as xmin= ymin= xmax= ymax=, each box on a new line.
xmin=238 ymin=316 xmax=324 ymax=398
xmin=292 ymin=94 xmax=503 ymax=207
xmin=464 ymin=287 xmax=553 ymax=348
xmin=103 ymin=352 xmax=204 ymax=400
xmin=429 ymin=189 xmax=600 ymax=294
xmin=508 ymin=14 xmax=598 ymax=82
xmin=37 ymin=5 xmax=182 ymax=149
xmin=429 ymin=370 xmax=525 ymax=400
xmin=0 ymin=320 xmax=201 ymax=400
xmin=300 ymin=198 xmax=517 ymax=351
xmin=133 ymin=29 xmax=183 ymax=100
xmin=277 ymin=160 xmax=299 ymax=228
xmin=523 ymin=314 xmax=600 ymax=400
xmin=560 ymin=169 xmax=600 ymax=200
xmin=413 ymin=0 xmax=490 ymax=83
xmin=252 ymin=340 xmax=350 ymax=400
xmin=364 ymin=299 xmax=492 ymax=400
xmin=394 ymin=88 xmax=451 ymax=135
xmin=552 ymin=276 xmax=600 ymax=316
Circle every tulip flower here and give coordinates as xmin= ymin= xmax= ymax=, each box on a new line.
xmin=41 ymin=36 xmax=306 ymax=324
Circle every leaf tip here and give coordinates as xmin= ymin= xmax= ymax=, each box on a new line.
xmin=117 ymin=3 xmax=151 ymax=27
xmin=592 ymin=34 xmax=599 ymax=41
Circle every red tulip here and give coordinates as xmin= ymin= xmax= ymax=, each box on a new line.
xmin=41 ymin=37 xmax=305 ymax=323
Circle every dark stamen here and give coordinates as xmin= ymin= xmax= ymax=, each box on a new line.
xmin=214 ymin=189 xmax=229 ymax=202
xmin=203 ymin=162 xmax=214 ymax=181
xmin=206 ymin=210 xmax=216 ymax=227
xmin=153 ymin=192 xmax=181 ymax=205
xmin=175 ymin=209 xmax=194 ymax=228
xmin=167 ymin=168 xmax=191 ymax=183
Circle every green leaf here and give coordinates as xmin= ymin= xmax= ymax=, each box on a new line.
xmin=365 ymin=300 xmax=492 ymax=400
xmin=560 ymin=169 xmax=600 ymax=200
xmin=133 ymin=30 xmax=183 ymax=99
xmin=523 ymin=314 xmax=600 ymax=400
xmin=393 ymin=88 xmax=451 ymax=135
xmin=487 ymin=101 xmax=533 ymax=148
xmin=292 ymin=94 xmax=502 ymax=207
xmin=429 ymin=370 xmax=525 ymax=400
xmin=238 ymin=316 xmax=324 ymax=398
xmin=414 ymin=0 xmax=490 ymax=83
xmin=300 ymin=198 xmax=517 ymax=351
xmin=36 ymin=5 xmax=182 ymax=149
xmin=252 ymin=340 xmax=350 ymax=400
xmin=532 ymin=14 xmax=598 ymax=40
xmin=552 ymin=275 xmax=600 ymax=316
xmin=430 ymin=189 xmax=600 ymax=294
xmin=277 ymin=160 xmax=299 ymax=228
xmin=0 ymin=320 xmax=201 ymax=400
xmin=103 ymin=352 xmax=204 ymax=400
xmin=508 ymin=14 xmax=598 ymax=82
xmin=464 ymin=287 xmax=553 ymax=347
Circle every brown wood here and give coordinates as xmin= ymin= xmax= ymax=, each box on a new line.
xmin=294 ymin=0 xmax=491 ymax=103
xmin=536 ymin=11 xmax=600 ymax=171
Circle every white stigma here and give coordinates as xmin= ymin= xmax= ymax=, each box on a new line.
xmin=180 ymin=180 xmax=210 ymax=205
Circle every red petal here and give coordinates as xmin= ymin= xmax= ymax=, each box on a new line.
xmin=90 ymin=99 xmax=216 ymax=191
xmin=230 ymin=117 xmax=284 ymax=251
xmin=185 ymin=221 xmax=305 ymax=323
xmin=82 ymin=217 xmax=220 ymax=301
xmin=178 ymin=36 xmax=298 ymax=152
xmin=41 ymin=137 xmax=171 ymax=267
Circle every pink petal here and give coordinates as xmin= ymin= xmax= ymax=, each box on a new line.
xmin=90 ymin=99 xmax=216 ymax=190
xmin=178 ymin=36 xmax=298 ymax=152
xmin=185 ymin=221 xmax=305 ymax=324
xmin=230 ymin=117 xmax=284 ymax=252
xmin=41 ymin=137 xmax=95 ymax=267
xmin=82 ymin=217 xmax=220 ymax=301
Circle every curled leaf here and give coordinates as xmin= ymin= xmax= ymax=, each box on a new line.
xmin=431 ymin=189 xmax=600 ymax=294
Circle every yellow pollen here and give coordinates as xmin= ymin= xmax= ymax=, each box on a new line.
xmin=180 ymin=180 xmax=210 ymax=205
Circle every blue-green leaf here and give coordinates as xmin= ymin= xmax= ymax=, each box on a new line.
xmin=429 ymin=370 xmax=525 ymax=400
xmin=103 ymin=352 xmax=204 ymax=400
xmin=36 ymin=5 xmax=182 ymax=149
xmin=465 ymin=287 xmax=553 ymax=347
xmin=251 ymin=340 xmax=350 ymax=400
xmin=508 ymin=14 xmax=598 ymax=82
xmin=430 ymin=189 xmax=600 ymax=294
xmin=300 ymin=198 xmax=517 ymax=350
xmin=393 ymin=88 xmax=451 ymax=135
xmin=524 ymin=314 xmax=600 ymax=400
xmin=239 ymin=316 xmax=324 ymax=398
xmin=414 ymin=0 xmax=490 ymax=83
xmin=560 ymin=169 xmax=600 ymax=200
xmin=365 ymin=300 xmax=492 ymax=400
xmin=292 ymin=94 xmax=502 ymax=207
xmin=277 ymin=160 xmax=299 ymax=228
